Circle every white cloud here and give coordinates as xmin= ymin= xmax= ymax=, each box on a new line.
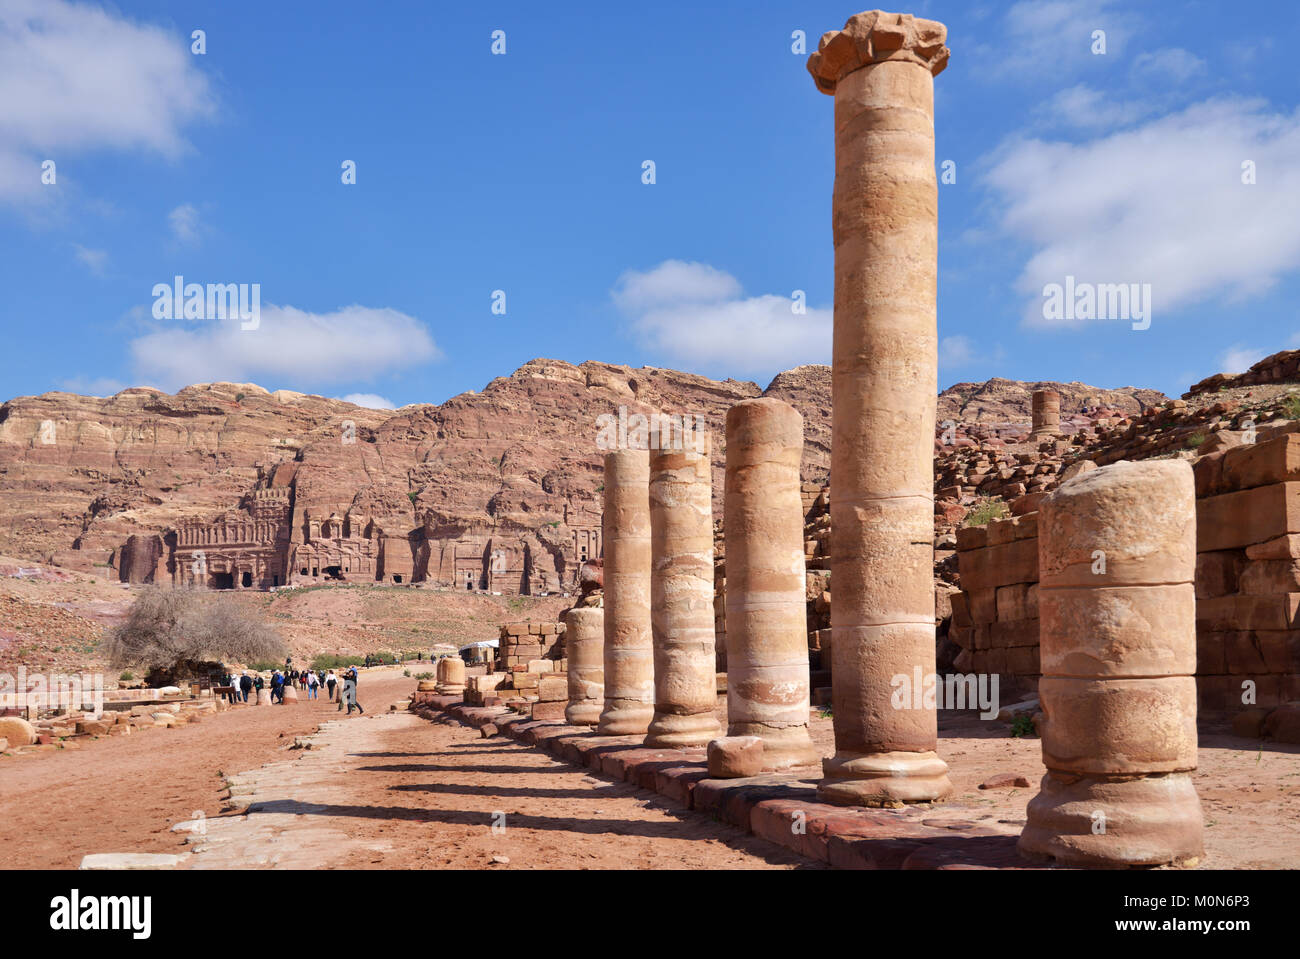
xmin=129 ymin=304 xmax=441 ymax=392
xmin=982 ymin=98 xmax=1300 ymax=327
xmin=613 ymin=261 xmax=830 ymax=375
xmin=58 ymin=375 xmax=125 ymax=396
xmin=72 ymin=243 xmax=107 ymax=275
xmin=168 ymin=203 xmax=200 ymax=245
xmin=0 ymin=0 xmax=215 ymax=204
xmin=1131 ymin=48 xmax=1205 ymax=84
xmin=939 ymin=335 xmax=977 ymax=367
xmin=340 ymin=393 xmax=397 ymax=410
xmin=612 ymin=260 xmax=741 ymax=312
xmin=1039 ymin=85 xmax=1158 ymax=131
xmin=975 ymin=0 xmax=1134 ymax=78
xmin=938 ymin=334 xmax=1006 ymax=371
xmin=1219 ymin=345 xmax=1266 ymax=375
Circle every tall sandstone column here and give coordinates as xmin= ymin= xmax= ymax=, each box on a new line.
xmin=1020 ymin=460 xmax=1204 ymax=867
xmin=1031 ymin=390 xmax=1061 ymax=440
xmin=597 ymin=449 xmax=655 ymax=735
xmin=564 ymin=606 xmax=605 ymax=726
xmin=645 ymin=429 xmax=722 ymax=748
xmin=809 ymin=10 xmax=953 ymax=805
xmin=724 ymin=398 xmax=819 ymax=769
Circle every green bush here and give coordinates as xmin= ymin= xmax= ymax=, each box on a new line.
xmin=963 ymin=497 xmax=1009 ymax=527
xmin=1010 ymin=714 xmax=1037 ymax=738
xmin=1282 ymin=392 xmax=1300 ymax=420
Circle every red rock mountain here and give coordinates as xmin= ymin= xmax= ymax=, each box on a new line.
xmin=0 ymin=359 xmax=1156 ymax=593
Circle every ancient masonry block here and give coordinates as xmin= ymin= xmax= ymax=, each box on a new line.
xmin=949 ymin=513 xmax=1041 ymax=695
xmin=723 ymin=398 xmax=818 ymax=769
xmin=809 ymin=9 xmax=953 ymax=806
xmin=564 ymin=606 xmax=604 ymax=726
xmin=1020 ymin=460 xmax=1204 ymax=868
xmin=645 ymin=429 xmax=721 ymax=748
xmin=596 ymin=449 xmax=655 ymax=735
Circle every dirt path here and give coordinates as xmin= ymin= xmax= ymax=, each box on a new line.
xmin=188 ymin=709 xmax=818 ymax=869
xmin=5 ymin=666 xmax=1297 ymax=869
xmin=0 ymin=668 xmax=411 ymax=869
xmin=0 ymin=669 xmax=816 ymax=869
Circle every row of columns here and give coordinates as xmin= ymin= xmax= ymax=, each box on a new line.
xmin=568 ymin=397 xmax=818 ymax=771
xmin=553 ymin=9 xmax=1202 ymax=867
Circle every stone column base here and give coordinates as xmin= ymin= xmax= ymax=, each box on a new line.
xmin=564 ymin=702 xmax=601 ymax=726
xmin=817 ymin=750 xmax=953 ymax=806
xmin=645 ymin=710 xmax=721 ymax=749
xmin=728 ymin=722 xmax=820 ymax=771
xmin=1019 ymin=771 xmax=1204 ymax=868
xmin=596 ymin=699 xmax=653 ymax=736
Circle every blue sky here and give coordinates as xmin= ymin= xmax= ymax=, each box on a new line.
xmin=1 ymin=0 xmax=1297 ymax=409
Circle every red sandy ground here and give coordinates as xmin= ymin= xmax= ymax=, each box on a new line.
xmin=0 ymin=671 xmax=812 ymax=869
xmin=2 ymin=670 xmax=1297 ymax=869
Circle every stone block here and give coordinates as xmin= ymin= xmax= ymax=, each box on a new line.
xmin=995 ymin=584 xmax=1034 ymax=622
xmin=955 ymin=525 xmax=988 ymax=551
xmin=0 ymin=717 xmax=36 ymax=747
xmin=1230 ymin=707 xmax=1271 ymax=739
xmin=1197 ymin=482 xmax=1300 ymax=552
xmin=990 ymin=618 xmax=1039 ymax=649
xmin=1196 ymin=550 xmax=1245 ymax=599
xmin=706 ymin=736 xmax=765 ymax=778
xmin=1239 ymin=559 xmax=1300 ymax=595
xmin=530 ymin=701 xmax=566 ymax=721
xmin=950 ymin=591 xmax=972 ymax=628
xmin=1196 ymin=593 xmax=1300 ymax=631
xmin=958 ymin=537 xmax=1038 ymax=591
xmin=968 ymin=587 xmax=998 ymax=625
xmin=1263 ymin=704 xmax=1300 ymax=743
xmin=536 ymin=675 xmax=568 ymax=702
xmin=1222 ymin=434 xmax=1300 ymax=492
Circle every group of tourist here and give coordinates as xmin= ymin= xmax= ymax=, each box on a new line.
xmin=219 ymin=663 xmax=362 ymax=713
xmin=222 ymin=671 xmax=261 ymax=703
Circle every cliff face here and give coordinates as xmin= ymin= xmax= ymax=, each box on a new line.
xmin=0 ymin=361 xmax=819 ymax=591
xmin=937 ymin=378 xmax=1165 ymax=426
xmin=0 ymin=360 xmax=1162 ymax=592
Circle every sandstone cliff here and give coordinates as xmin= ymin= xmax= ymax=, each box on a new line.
xmin=0 ymin=360 xmax=1159 ymax=592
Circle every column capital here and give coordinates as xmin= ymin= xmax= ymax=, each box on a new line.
xmin=807 ymin=10 xmax=949 ymax=95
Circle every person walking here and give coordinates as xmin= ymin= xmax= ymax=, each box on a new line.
xmin=344 ymin=667 xmax=363 ymax=715
xmin=271 ymin=670 xmax=284 ymax=704
xmin=307 ymin=670 xmax=319 ymax=700
xmin=326 ymin=670 xmax=337 ymax=701
xmin=239 ymin=672 xmax=253 ymax=702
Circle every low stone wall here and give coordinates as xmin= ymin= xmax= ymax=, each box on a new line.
xmin=498 ymin=620 xmax=565 ymax=670
xmin=1194 ymin=434 xmax=1300 ymax=712
xmin=949 ymin=513 xmax=1040 ymax=700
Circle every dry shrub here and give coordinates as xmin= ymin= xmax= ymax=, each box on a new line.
xmin=104 ymin=587 xmax=285 ymax=681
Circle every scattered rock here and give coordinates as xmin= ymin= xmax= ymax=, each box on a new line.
xmin=978 ymin=774 xmax=1032 ymax=790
